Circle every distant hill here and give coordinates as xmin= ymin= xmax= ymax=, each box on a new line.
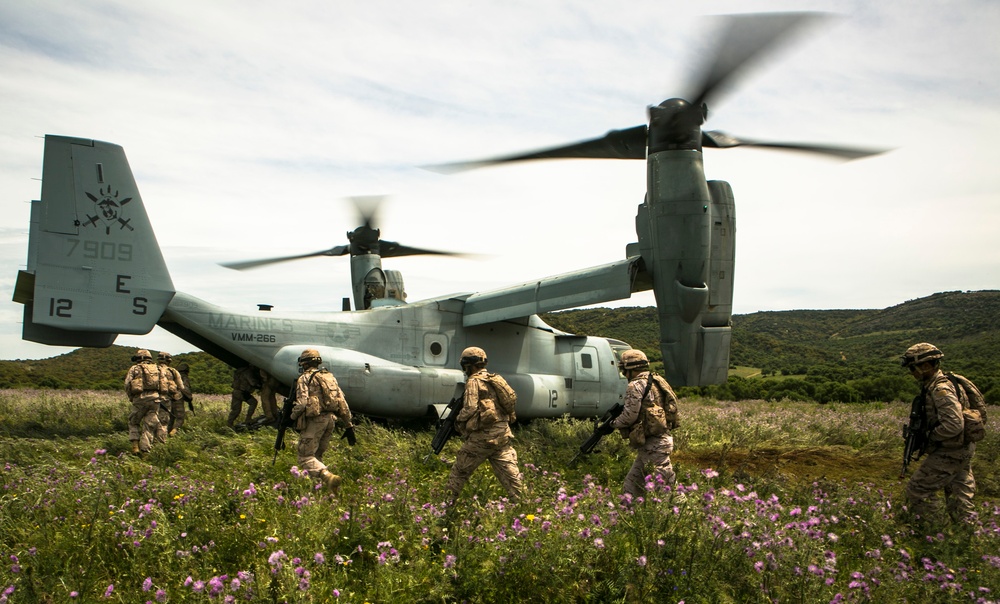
xmin=541 ymin=289 xmax=1000 ymax=403
xmin=543 ymin=290 xmax=1000 ymax=375
xmin=2 ymin=290 xmax=997 ymax=403
xmin=0 ymin=346 xmax=233 ymax=394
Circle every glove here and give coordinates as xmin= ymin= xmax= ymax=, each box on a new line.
xmin=341 ymin=426 xmax=357 ymax=447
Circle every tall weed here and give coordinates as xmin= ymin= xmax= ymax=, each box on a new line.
xmin=0 ymin=389 xmax=997 ymax=602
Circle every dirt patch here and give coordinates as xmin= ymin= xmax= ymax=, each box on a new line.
xmin=676 ymin=446 xmax=902 ymax=485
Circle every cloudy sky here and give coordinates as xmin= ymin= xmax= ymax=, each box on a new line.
xmin=1 ymin=0 xmax=998 ymax=360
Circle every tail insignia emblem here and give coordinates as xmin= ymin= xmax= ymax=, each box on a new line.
xmin=84 ymin=185 xmax=133 ymax=235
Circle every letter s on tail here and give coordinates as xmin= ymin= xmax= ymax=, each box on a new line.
xmin=13 ymin=135 xmax=175 ymax=347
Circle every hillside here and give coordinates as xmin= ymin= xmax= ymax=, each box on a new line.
xmin=0 ymin=346 xmax=233 ymax=394
xmin=545 ymin=290 xmax=999 ymax=374
xmin=2 ymin=290 xmax=997 ymax=403
xmin=540 ymin=290 xmax=1000 ymax=403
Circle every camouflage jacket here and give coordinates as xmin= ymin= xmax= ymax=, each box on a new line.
xmin=232 ymin=366 xmax=262 ymax=392
xmin=612 ymin=371 xmax=661 ymax=432
xmin=158 ymin=364 xmax=186 ymax=401
xmin=921 ymin=369 xmax=965 ymax=449
xmin=456 ymin=369 xmax=513 ymax=435
xmin=124 ymin=361 xmax=162 ymax=403
xmin=292 ymin=368 xmax=352 ymax=428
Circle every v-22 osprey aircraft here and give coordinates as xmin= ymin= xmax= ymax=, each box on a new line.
xmin=12 ymin=13 xmax=882 ymax=420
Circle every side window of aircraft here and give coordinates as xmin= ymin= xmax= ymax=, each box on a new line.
xmin=581 ymin=353 xmax=593 ymax=369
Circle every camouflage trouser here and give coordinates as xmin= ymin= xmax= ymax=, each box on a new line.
xmin=297 ymin=413 xmax=336 ymax=475
xmin=154 ymin=398 xmax=172 ymax=443
xmin=228 ymin=390 xmax=258 ymax=426
xmin=623 ymin=433 xmax=676 ymax=498
xmin=445 ymin=433 xmax=524 ymax=502
xmin=167 ymin=399 xmax=186 ymax=433
xmin=260 ymin=383 xmax=279 ymax=423
xmin=128 ymin=401 xmax=160 ymax=453
xmin=906 ymin=443 xmax=976 ymax=523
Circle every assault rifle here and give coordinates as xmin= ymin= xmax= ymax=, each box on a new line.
xmin=430 ymin=395 xmax=464 ymax=456
xmin=157 ymin=401 xmax=176 ymax=419
xmin=272 ymin=394 xmax=296 ymax=466
xmin=899 ymin=391 xmax=928 ymax=479
xmin=570 ymin=402 xmax=624 ymax=465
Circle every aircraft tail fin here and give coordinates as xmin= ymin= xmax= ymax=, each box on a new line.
xmin=13 ymin=135 xmax=175 ymax=347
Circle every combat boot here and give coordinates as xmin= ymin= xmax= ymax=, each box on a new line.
xmin=320 ymin=470 xmax=342 ymax=493
xmin=168 ymin=428 xmax=178 ymax=437
xmin=130 ymin=440 xmax=140 ymax=454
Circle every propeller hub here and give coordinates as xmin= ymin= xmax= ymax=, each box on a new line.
xmin=648 ymin=98 xmax=705 ymax=154
xmin=348 ymin=226 xmax=381 ymax=255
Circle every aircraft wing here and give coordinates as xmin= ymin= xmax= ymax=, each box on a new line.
xmin=463 ymin=256 xmax=647 ymax=327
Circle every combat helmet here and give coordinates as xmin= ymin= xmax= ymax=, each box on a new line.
xmin=134 ymin=349 xmax=153 ymax=362
xmin=619 ymin=349 xmax=649 ymax=372
xmin=157 ymin=351 xmax=172 ymax=364
xmin=298 ymin=348 xmax=322 ymax=366
xmin=900 ymin=342 xmax=943 ymax=368
xmin=460 ymin=346 xmax=488 ymax=369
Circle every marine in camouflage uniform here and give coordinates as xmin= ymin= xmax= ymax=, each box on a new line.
xmin=445 ymin=347 xmax=524 ymax=503
xmin=611 ymin=349 xmax=678 ymax=498
xmin=291 ymin=349 xmax=353 ymax=492
xmin=228 ymin=365 xmax=262 ymax=428
xmin=154 ymin=352 xmax=185 ymax=442
xmin=168 ymin=362 xmax=194 ymax=435
xmin=260 ymin=368 xmax=283 ymax=426
xmin=901 ymin=343 xmax=976 ymax=524
xmin=124 ymin=349 xmax=162 ymax=454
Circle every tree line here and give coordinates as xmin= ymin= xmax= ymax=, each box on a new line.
xmin=2 ymin=290 xmax=997 ymax=405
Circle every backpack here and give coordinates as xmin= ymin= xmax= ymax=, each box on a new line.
xmin=650 ymin=374 xmax=680 ymax=430
xmin=946 ymin=373 xmax=987 ymax=444
xmin=139 ymin=363 xmax=160 ymax=393
xmin=627 ymin=373 xmax=681 ymax=447
xmin=485 ymin=373 xmax=518 ymax=421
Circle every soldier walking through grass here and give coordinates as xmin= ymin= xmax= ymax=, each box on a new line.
xmin=154 ymin=351 xmax=185 ymax=441
xmin=612 ymin=349 xmax=679 ymax=500
xmin=228 ymin=364 xmax=262 ymax=429
xmin=291 ymin=349 xmax=354 ymax=492
xmin=167 ymin=363 xmax=194 ymax=436
xmin=169 ymin=361 xmax=194 ymax=435
xmin=444 ymin=346 xmax=524 ymax=504
xmin=901 ymin=342 xmax=979 ymax=525
xmin=124 ymin=349 xmax=162 ymax=454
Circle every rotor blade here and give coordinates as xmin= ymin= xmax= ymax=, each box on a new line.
xmin=702 ymin=130 xmax=889 ymax=160
xmin=379 ymin=240 xmax=479 ymax=259
xmin=424 ymin=125 xmax=647 ymax=173
xmin=220 ymin=246 xmax=350 ymax=271
xmin=688 ymin=12 xmax=827 ymax=110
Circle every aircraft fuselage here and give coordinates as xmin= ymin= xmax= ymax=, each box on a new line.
xmin=160 ymin=292 xmax=629 ymax=419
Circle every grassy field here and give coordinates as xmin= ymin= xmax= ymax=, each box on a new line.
xmin=1 ymin=389 xmax=998 ymax=603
